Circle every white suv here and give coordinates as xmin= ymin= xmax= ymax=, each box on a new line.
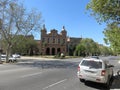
xmin=77 ymin=58 xmax=114 ymax=87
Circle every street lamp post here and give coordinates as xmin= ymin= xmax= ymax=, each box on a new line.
xmin=67 ymin=37 xmax=70 ymax=56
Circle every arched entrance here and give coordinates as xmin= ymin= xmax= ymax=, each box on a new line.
xmin=46 ymin=48 xmax=50 ymax=55
xmin=57 ymin=48 xmax=61 ymax=54
xmin=52 ymin=48 xmax=55 ymax=55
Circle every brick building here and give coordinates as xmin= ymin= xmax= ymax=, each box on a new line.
xmin=40 ymin=25 xmax=67 ymax=55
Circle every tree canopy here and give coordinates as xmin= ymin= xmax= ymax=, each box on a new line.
xmin=75 ymin=38 xmax=99 ymax=56
xmin=0 ymin=0 xmax=42 ymax=61
xmin=87 ymin=0 xmax=120 ymax=23
xmin=103 ymin=22 xmax=120 ymax=54
xmin=75 ymin=38 xmax=112 ymax=56
xmin=87 ymin=0 xmax=120 ymax=54
xmin=10 ymin=35 xmax=39 ymax=56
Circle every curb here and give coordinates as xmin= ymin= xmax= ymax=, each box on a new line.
xmin=20 ymin=56 xmax=61 ymax=61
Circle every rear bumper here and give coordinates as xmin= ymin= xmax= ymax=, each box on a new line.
xmin=77 ymin=72 xmax=106 ymax=84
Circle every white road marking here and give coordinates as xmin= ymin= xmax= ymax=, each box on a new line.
xmin=20 ymin=72 xmax=42 ymax=78
xmin=43 ymin=79 xmax=67 ymax=90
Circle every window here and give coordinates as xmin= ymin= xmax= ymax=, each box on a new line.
xmin=81 ymin=60 xmax=102 ymax=69
xmin=63 ymin=39 xmax=65 ymax=43
xmin=58 ymin=39 xmax=60 ymax=43
xmin=47 ymin=38 xmax=49 ymax=43
xmin=53 ymin=38 xmax=55 ymax=43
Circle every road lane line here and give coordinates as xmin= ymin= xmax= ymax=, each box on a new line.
xmin=43 ymin=79 xmax=67 ymax=90
xmin=20 ymin=72 xmax=42 ymax=78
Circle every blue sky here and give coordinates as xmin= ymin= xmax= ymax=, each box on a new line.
xmin=22 ymin=0 xmax=106 ymax=45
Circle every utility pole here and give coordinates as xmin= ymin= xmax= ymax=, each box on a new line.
xmin=67 ymin=37 xmax=70 ymax=56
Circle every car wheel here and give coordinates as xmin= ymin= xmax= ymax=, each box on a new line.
xmin=105 ymin=77 xmax=110 ymax=89
xmin=105 ymin=82 xmax=109 ymax=89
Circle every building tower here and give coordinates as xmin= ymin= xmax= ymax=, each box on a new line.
xmin=40 ymin=25 xmax=67 ymax=55
xmin=61 ymin=26 xmax=67 ymax=37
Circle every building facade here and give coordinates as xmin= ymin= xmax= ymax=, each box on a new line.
xmin=40 ymin=25 xmax=67 ymax=55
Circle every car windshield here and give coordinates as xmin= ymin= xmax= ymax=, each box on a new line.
xmin=81 ymin=60 xmax=102 ymax=69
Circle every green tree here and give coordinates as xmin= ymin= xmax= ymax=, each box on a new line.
xmin=11 ymin=35 xmax=38 ymax=56
xmin=25 ymin=37 xmax=38 ymax=56
xmin=75 ymin=38 xmax=112 ymax=56
xmin=75 ymin=38 xmax=100 ymax=56
xmin=103 ymin=22 xmax=120 ymax=54
xmin=87 ymin=0 xmax=120 ymax=54
xmin=0 ymin=0 xmax=42 ymax=62
xmin=75 ymin=44 xmax=85 ymax=56
xmin=87 ymin=0 xmax=120 ymax=23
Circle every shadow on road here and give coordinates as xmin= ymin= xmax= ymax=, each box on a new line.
xmin=110 ymin=75 xmax=120 ymax=89
xmin=16 ymin=60 xmax=79 ymax=69
xmin=84 ymin=75 xmax=120 ymax=90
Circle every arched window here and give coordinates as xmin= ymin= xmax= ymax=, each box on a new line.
xmin=58 ymin=39 xmax=60 ymax=43
xmin=52 ymin=48 xmax=55 ymax=55
xmin=53 ymin=38 xmax=55 ymax=43
xmin=46 ymin=48 xmax=50 ymax=55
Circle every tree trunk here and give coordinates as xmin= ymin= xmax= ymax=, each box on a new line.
xmin=6 ymin=44 xmax=11 ymax=63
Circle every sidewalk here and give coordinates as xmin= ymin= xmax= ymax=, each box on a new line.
xmin=20 ymin=56 xmax=60 ymax=60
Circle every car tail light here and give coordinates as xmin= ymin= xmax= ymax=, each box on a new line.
xmin=78 ymin=66 xmax=80 ymax=71
xmin=101 ymin=70 xmax=106 ymax=76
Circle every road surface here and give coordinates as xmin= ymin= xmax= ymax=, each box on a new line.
xmin=0 ymin=56 xmax=120 ymax=90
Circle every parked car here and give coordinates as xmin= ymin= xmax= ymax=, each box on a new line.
xmin=1 ymin=54 xmax=17 ymax=63
xmin=77 ymin=58 xmax=114 ymax=87
xmin=12 ymin=54 xmax=21 ymax=58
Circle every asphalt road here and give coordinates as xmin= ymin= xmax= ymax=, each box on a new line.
xmin=0 ymin=56 xmax=120 ymax=90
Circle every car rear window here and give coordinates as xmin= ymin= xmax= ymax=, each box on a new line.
xmin=81 ymin=60 xmax=102 ymax=69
